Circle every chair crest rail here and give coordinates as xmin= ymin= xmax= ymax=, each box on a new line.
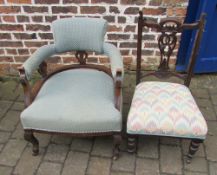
xmin=137 ymin=11 xmax=206 ymax=86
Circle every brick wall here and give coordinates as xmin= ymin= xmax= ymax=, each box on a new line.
xmin=0 ymin=0 xmax=188 ymax=76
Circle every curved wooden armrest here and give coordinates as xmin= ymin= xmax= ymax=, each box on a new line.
xmin=18 ymin=66 xmax=33 ymax=108
xmin=114 ymin=69 xmax=122 ymax=111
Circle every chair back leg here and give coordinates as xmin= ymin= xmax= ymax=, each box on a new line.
xmin=187 ymin=139 xmax=203 ymax=163
xmin=127 ymin=135 xmax=137 ymax=153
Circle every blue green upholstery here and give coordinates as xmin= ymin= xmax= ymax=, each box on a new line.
xmin=22 ymin=17 xmax=123 ymax=80
xmin=103 ymin=43 xmax=124 ymax=78
xmin=21 ymin=69 xmax=122 ymax=133
xmin=21 ymin=17 xmax=123 ymax=134
xmin=52 ymin=17 xmax=107 ymax=53
xmin=23 ymin=44 xmax=56 ymax=80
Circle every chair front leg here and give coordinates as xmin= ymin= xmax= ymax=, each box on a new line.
xmin=187 ymin=139 xmax=203 ymax=163
xmin=24 ymin=130 xmax=39 ymax=156
xmin=127 ymin=135 xmax=137 ymax=153
xmin=113 ymin=134 xmax=122 ymax=160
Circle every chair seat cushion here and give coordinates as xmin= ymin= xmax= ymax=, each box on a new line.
xmin=21 ymin=69 xmax=121 ymax=133
xmin=127 ymin=82 xmax=207 ymax=139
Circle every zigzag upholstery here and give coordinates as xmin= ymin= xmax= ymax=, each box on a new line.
xmin=127 ymin=81 xmax=207 ymax=139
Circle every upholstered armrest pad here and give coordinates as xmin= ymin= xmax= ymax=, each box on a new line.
xmin=23 ymin=44 xmax=56 ymax=80
xmin=103 ymin=42 xmax=124 ymax=78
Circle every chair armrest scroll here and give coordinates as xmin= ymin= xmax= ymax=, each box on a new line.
xmin=23 ymin=44 xmax=56 ymax=80
xmin=103 ymin=42 xmax=124 ymax=79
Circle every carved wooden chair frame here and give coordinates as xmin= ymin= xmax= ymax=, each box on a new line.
xmin=128 ymin=11 xmax=206 ymax=163
xmin=18 ymin=50 xmax=122 ymax=160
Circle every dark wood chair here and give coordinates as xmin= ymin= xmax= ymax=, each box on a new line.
xmin=127 ymin=11 xmax=208 ymax=163
xmin=18 ymin=17 xmax=123 ymax=160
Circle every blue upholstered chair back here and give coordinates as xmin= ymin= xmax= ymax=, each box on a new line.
xmin=51 ymin=17 xmax=108 ymax=53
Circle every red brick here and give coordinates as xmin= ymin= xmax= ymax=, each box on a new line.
xmin=145 ymin=42 xmax=158 ymax=48
xmin=120 ymin=49 xmax=130 ymax=55
xmin=0 ymin=6 xmax=21 ymax=13
xmin=175 ymin=8 xmax=187 ymax=16
xmin=63 ymin=0 xmax=88 ymax=3
xmin=39 ymin=33 xmax=53 ymax=39
xmin=134 ymin=34 xmax=155 ymax=40
xmin=118 ymin=16 xmax=126 ymax=23
xmin=14 ymin=33 xmax=36 ymax=40
xmin=45 ymin=16 xmax=57 ymax=22
xmin=7 ymin=0 xmax=31 ymax=3
xmin=26 ymin=24 xmax=50 ymax=31
xmin=46 ymin=56 xmax=61 ymax=63
xmin=162 ymin=0 xmax=188 ymax=6
xmin=6 ymin=49 xmax=17 ymax=55
xmin=2 ymin=16 xmax=16 ymax=22
xmin=91 ymin=0 xmax=117 ymax=3
xmin=17 ymin=15 xmax=29 ymax=22
xmin=0 ymin=24 xmax=23 ymax=31
xmin=32 ymin=16 xmax=43 ymax=22
xmin=108 ymin=34 xmax=130 ymax=40
xmin=63 ymin=57 xmax=78 ymax=63
xmin=0 ymin=33 xmax=11 ymax=39
xmin=124 ymin=25 xmax=136 ymax=32
xmin=30 ymin=48 xmax=37 ymax=54
xmin=18 ymin=49 xmax=29 ymax=55
xmin=87 ymin=57 xmax=98 ymax=63
xmin=0 ymin=0 xmax=4 ymax=3
xmin=132 ymin=49 xmax=154 ymax=56
xmin=124 ymin=7 xmax=139 ymax=14
xmin=167 ymin=8 xmax=174 ymax=16
xmin=0 ymin=56 xmax=13 ymax=62
xmin=123 ymin=56 xmax=133 ymax=65
xmin=35 ymin=0 xmax=59 ymax=4
xmin=149 ymin=0 xmax=162 ymax=6
xmin=14 ymin=56 xmax=28 ymax=62
xmin=108 ymin=25 xmax=122 ymax=32
xmin=80 ymin=6 xmax=106 ymax=14
xmin=0 ymin=49 xmax=4 ymax=55
xmin=52 ymin=6 xmax=77 ymax=13
xmin=0 ymin=41 xmax=23 ymax=47
xmin=109 ymin=6 xmax=120 ymax=14
xmin=99 ymin=57 xmax=109 ymax=63
xmin=24 ymin=41 xmax=48 ymax=47
xmin=121 ymin=0 xmax=145 ymax=5
xmin=143 ymin=7 xmax=166 ymax=15
xmin=120 ymin=42 xmax=137 ymax=48
xmin=59 ymin=15 xmax=74 ymax=18
xmin=103 ymin=16 xmax=115 ymax=22
xmin=23 ymin=6 xmax=48 ymax=13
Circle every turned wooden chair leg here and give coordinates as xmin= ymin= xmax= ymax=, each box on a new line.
xmin=186 ymin=139 xmax=202 ymax=163
xmin=24 ymin=130 xmax=39 ymax=156
xmin=113 ymin=134 xmax=122 ymax=160
xmin=127 ymin=135 xmax=137 ymax=153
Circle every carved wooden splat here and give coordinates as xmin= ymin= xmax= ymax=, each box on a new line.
xmin=158 ymin=20 xmax=182 ymax=71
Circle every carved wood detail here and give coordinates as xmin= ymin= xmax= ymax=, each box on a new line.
xmin=75 ymin=51 xmax=88 ymax=65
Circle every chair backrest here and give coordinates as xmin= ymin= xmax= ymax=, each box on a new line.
xmin=52 ymin=17 xmax=107 ymax=53
xmin=136 ymin=11 xmax=206 ymax=87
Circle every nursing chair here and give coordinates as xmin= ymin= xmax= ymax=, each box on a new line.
xmin=127 ymin=11 xmax=207 ymax=163
xmin=18 ymin=17 xmax=123 ymax=159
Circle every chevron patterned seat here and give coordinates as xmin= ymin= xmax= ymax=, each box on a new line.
xmin=127 ymin=11 xmax=207 ymax=163
xmin=127 ymin=81 xmax=207 ymax=139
